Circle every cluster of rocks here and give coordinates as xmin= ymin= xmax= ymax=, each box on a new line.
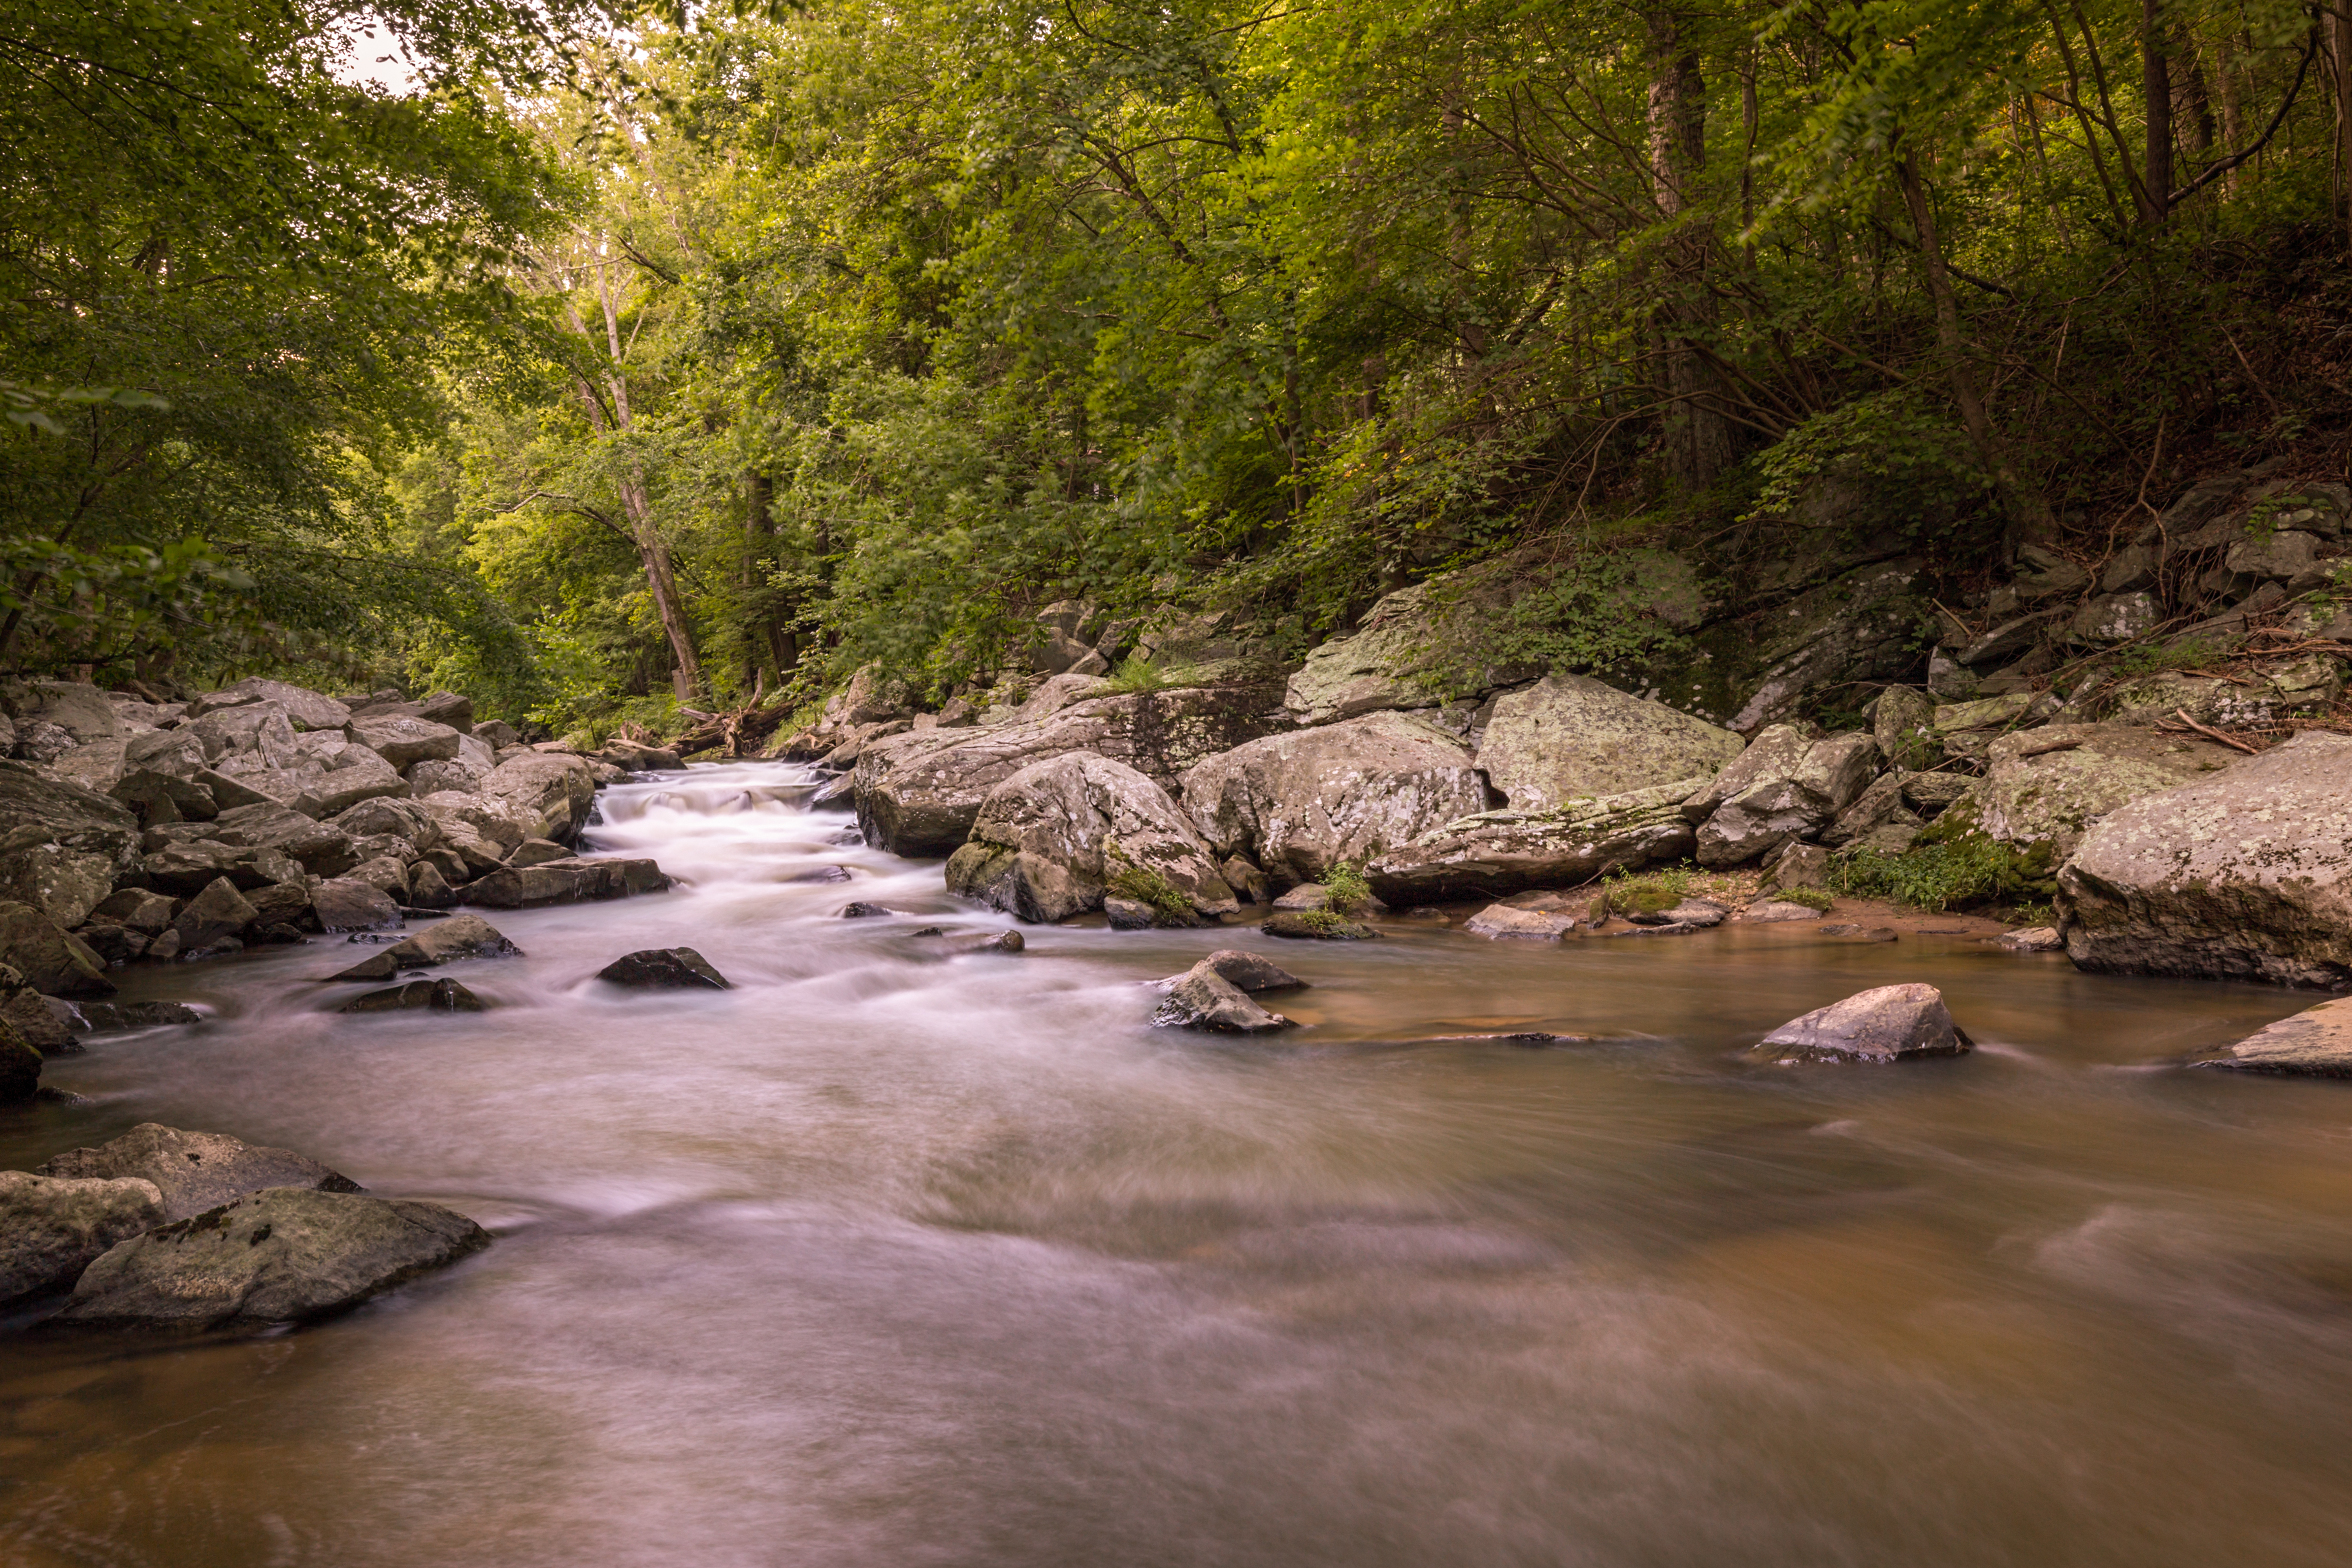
xmin=1 ymin=1124 xmax=487 ymax=1329
xmin=0 ymin=676 xmax=676 ymax=1099
xmin=773 ymin=467 xmax=2349 ymax=991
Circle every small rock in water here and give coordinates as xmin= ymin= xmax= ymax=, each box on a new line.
xmin=1152 ymin=949 xmax=1303 ymax=993
xmin=1104 ymin=896 xmax=1157 ymax=929
xmin=383 ymin=914 xmax=521 ymax=968
xmin=0 ymin=1171 xmax=167 ymax=1307
xmin=1151 ymin=962 xmax=1295 ymax=1033
xmin=1463 ymin=903 xmax=1578 ymax=940
xmin=1735 ymin=900 xmax=1826 ymax=923
xmin=1260 ymin=912 xmax=1379 ymax=941
xmin=597 ymin=948 xmax=731 ymax=990
xmin=54 ymin=1187 xmax=491 ymax=1331
xmin=1998 ymin=926 xmax=2064 ymax=953
xmin=38 ymin=1124 xmax=363 ymax=1222
xmin=76 ymin=1000 xmax=203 ymax=1032
xmin=838 ymin=901 xmax=896 ymax=918
xmin=2192 ymin=995 xmax=2352 ymax=1077
xmin=328 ymin=950 xmax=400 ymax=983
xmin=787 ymin=865 xmax=853 ymax=884
xmin=339 ymin=978 xmax=485 ymax=1014
xmin=507 ymin=838 xmax=570 ymax=869
xmin=908 ymin=925 xmax=947 ymax=937
xmin=944 ymin=931 xmax=1024 ymax=955
xmin=1271 ymin=883 xmax=1329 ymax=912
xmin=1817 ymin=924 xmax=1899 ymax=942
xmin=1751 ymin=984 xmax=1973 ymax=1065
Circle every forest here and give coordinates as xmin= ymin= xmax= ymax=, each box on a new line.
xmin=4 ymin=0 xmax=2345 ymax=735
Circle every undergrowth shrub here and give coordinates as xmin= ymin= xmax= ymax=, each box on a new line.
xmin=1605 ymin=864 xmax=1694 ymax=914
xmin=1828 ymin=834 xmax=2056 ymax=911
xmin=1107 ymin=856 xmax=1193 ymax=922
xmin=1324 ymin=860 xmax=1373 ymax=914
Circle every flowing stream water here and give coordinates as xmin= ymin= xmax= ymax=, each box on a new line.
xmin=4 ymin=761 xmax=2351 ymax=1567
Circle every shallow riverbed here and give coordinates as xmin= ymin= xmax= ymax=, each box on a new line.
xmin=4 ymin=760 xmax=2349 ymax=1567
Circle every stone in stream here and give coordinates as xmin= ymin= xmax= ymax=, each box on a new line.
xmin=406 ymin=860 xmax=458 ymax=910
xmin=311 ymin=877 xmax=402 ymax=933
xmin=838 ymin=901 xmax=895 ymax=918
xmin=474 ymin=753 xmax=600 ymax=844
xmin=1750 ymin=984 xmax=1973 ymax=1065
xmin=0 ymin=900 xmax=115 ymax=995
xmin=328 ymin=949 xmax=401 ymax=983
xmin=597 ymin=948 xmax=731 ymax=990
xmin=1151 ymin=949 xmax=1304 ymax=993
xmin=1260 ymin=911 xmax=1379 ymax=940
xmin=1151 ymin=963 xmax=1296 ymax=1033
xmin=39 ymin=1123 xmax=363 ymax=1223
xmin=1367 ymin=779 xmax=1702 ymax=906
xmin=463 ymin=857 xmax=669 ymax=909
xmin=55 ymin=1187 xmax=491 ymax=1331
xmin=2191 ymin=995 xmax=2352 ymax=1077
xmin=786 ymin=864 xmax=853 ymax=885
xmin=76 ymin=1000 xmax=203 ymax=1031
xmin=1998 ymin=926 xmax=2065 ymax=953
xmin=172 ymin=876 xmax=259 ymax=954
xmin=1633 ymin=898 xmax=1728 ymax=929
xmin=89 ymin=887 xmax=175 ymax=934
xmin=944 ymin=752 xmax=1236 ymax=926
xmin=340 ymin=978 xmax=485 ymax=1014
xmin=0 ymin=1171 xmax=169 ymax=1306
xmin=1463 ymin=903 xmax=1578 ymax=939
xmin=383 ymin=913 xmax=520 ymax=968
xmin=1734 ymin=900 xmax=1826 ymax=923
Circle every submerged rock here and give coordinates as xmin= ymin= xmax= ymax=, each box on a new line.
xmin=1260 ymin=911 xmax=1379 ymax=940
xmin=340 ymin=978 xmax=485 ymax=1014
xmin=1751 ymin=983 xmax=1972 ymax=1064
xmin=77 ymin=1000 xmax=203 ymax=1031
xmin=597 ymin=947 xmax=731 ymax=990
xmin=56 ymin=1187 xmax=491 ymax=1331
xmin=2193 ymin=996 xmax=2352 ymax=1077
xmin=838 ymin=901 xmax=895 ymax=918
xmin=1151 ymin=963 xmax=1296 ymax=1032
xmin=2059 ymin=731 xmax=2352 ymax=986
xmin=464 ymin=857 xmax=669 ymax=909
xmin=39 ymin=1124 xmax=362 ymax=1223
xmin=0 ymin=1171 xmax=168 ymax=1306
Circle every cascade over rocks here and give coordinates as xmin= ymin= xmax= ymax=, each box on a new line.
xmin=855 ymin=682 xmax=1287 ymax=857
xmin=1178 ymin=710 xmax=1487 ymax=887
xmin=2059 ymin=731 xmax=2352 ymax=986
xmin=56 ymin=1187 xmax=491 ymax=1331
xmin=1368 ymin=778 xmax=1703 ymax=906
xmin=0 ymin=1171 xmax=167 ymax=1306
xmin=1475 ymin=675 xmax=1745 ymax=810
xmin=945 ymin=752 xmax=1236 ymax=924
xmin=40 ymin=1124 xmax=363 ymax=1223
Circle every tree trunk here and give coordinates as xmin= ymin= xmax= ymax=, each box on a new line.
xmin=2142 ymin=0 xmax=2173 ymax=227
xmin=1896 ymin=151 xmax=2054 ymax=548
xmin=2214 ymin=31 xmax=2247 ymax=197
xmin=1646 ymin=9 xmax=1736 ymax=488
xmin=2333 ymin=8 xmax=2352 ymax=249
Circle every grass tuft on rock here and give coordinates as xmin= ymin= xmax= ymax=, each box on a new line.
xmin=1324 ymin=859 xmax=1373 ymax=915
xmin=1828 ymin=833 xmax=2056 ymax=913
xmin=1604 ymin=864 xmax=1694 ymax=915
xmin=1107 ymin=856 xmax=1194 ymax=923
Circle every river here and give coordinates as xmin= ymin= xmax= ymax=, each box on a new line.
xmin=4 ymin=760 xmax=2350 ymax=1566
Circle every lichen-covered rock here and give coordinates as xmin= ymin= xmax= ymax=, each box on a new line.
xmin=200 ymin=800 xmax=361 ymax=877
xmin=2059 ymin=731 xmax=2352 ymax=986
xmin=462 ymin=856 xmax=668 ymax=908
xmin=855 ymin=683 xmax=1286 ymax=857
xmin=1872 ymin=687 xmax=1937 ymax=769
xmin=139 ymin=837 xmax=304 ymax=895
xmin=0 ymin=1171 xmax=166 ymax=1305
xmin=945 ymin=753 xmax=1235 ymax=924
xmin=0 ymin=900 xmax=114 ymax=995
xmin=475 ymin=753 xmax=599 ymax=844
xmin=56 ymin=1186 xmax=489 ymax=1330
xmin=1954 ymin=723 xmax=2239 ymax=862
xmin=1284 ymin=582 xmax=1480 ymax=724
xmin=1367 ymin=777 xmax=1702 ymax=905
xmin=39 ymin=1123 xmax=362 ymax=1223
xmin=1693 ymin=732 xmax=1879 ymax=868
xmin=348 ymin=714 xmax=463 ymax=771
xmin=1463 ymin=903 xmax=1579 ymax=939
xmin=2103 ymin=658 xmax=2346 ymax=730
xmin=187 ymin=678 xmax=352 ymax=732
xmin=1751 ymin=983 xmax=1972 ymax=1063
xmin=2193 ymin=995 xmax=2352 ymax=1076
xmin=1152 ymin=950 xmax=1303 ymax=993
xmin=1260 ymin=911 xmax=1379 ymax=939
xmin=1473 ymin=674 xmax=1744 ymax=810
xmin=2069 ymin=592 xmax=2161 ymax=644
xmin=0 ymin=758 xmax=140 ymax=928
xmin=1680 ymin=724 xmax=1816 ymax=824
xmin=1178 ymin=710 xmax=1486 ymax=886
xmin=1150 ymin=963 xmax=1295 ymax=1032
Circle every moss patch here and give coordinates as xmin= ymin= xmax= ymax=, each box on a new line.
xmin=1828 ymin=832 xmax=2056 ymax=913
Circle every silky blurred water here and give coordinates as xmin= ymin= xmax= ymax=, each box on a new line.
xmin=3 ymin=760 xmax=2349 ymax=1567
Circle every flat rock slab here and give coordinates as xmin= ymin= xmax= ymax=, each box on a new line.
xmin=340 ymin=978 xmax=485 ymax=1014
xmin=598 ymin=948 xmax=731 ymax=989
xmin=1261 ymin=912 xmax=1379 ymax=940
xmin=2193 ymin=995 xmax=2352 ymax=1077
xmin=465 ymin=858 xmax=668 ymax=909
xmin=1752 ymin=983 xmax=1973 ymax=1065
xmin=1464 ymin=903 xmax=1579 ymax=939
xmin=39 ymin=1124 xmax=363 ymax=1223
xmin=77 ymin=1001 xmax=203 ymax=1031
xmin=1735 ymin=900 xmax=1827 ymax=923
xmin=0 ymin=1171 xmax=165 ymax=1306
xmin=56 ymin=1187 xmax=490 ymax=1331
xmin=1151 ymin=964 xmax=1295 ymax=1032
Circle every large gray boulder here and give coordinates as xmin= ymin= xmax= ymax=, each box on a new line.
xmin=3 ymin=680 xmax=124 ymax=746
xmin=187 ymin=678 xmax=351 ymax=732
xmin=55 ymin=1187 xmax=489 ymax=1330
xmin=1475 ymin=674 xmax=1744 ymax=810
xmin=327 ymin=795 xmax=444 ymax=852
xmin=349 ymin=713 xmax=462 ymax=771
xmin=1150 ymin=961 xmax=1296 ymax=1032
xmin=0 ymin=758 xmax=140 ymax=928
xmin=1654 ymin=560 xmax=1926 ymax=731
xmin=1688 ymin=729 xmax=1878 ymax=868
xmin=1947 ymin=723 xmax=2239 ymax=863
xmin=1751 ymin=983 xmax=1972 ymax=1064
xmin=377 ymin=912 xmax=520 ymax=968
xmin=1367 ymin=777 xmax=1702 ymax=905
xmin=0 ymin=1171 xmax=167 ymax=1305
xmin=199 ymin=800 xmax=361 ymax=876
xmin=855 ymin=684 xmax=1286 ymax=857
xmin=39 ymin=1123 xmax=362 ymax=1223
xmin=2059 ymin=731 xmax=2352 ymax=986
xmin=291 ymin=745 xmax=410 ymax=818
xmin=1178 ymin=710 xmax=1486 ymax=886
xmin=945 ymin=753 xmax=1236 ymax=924
xmin=2194 ymin=996 xmax=2352 ymax=1076
xmin=1287 ymin=582 xmax=1473 ymax=724
xmin=462 ymin=856 xmax=668 ymax=909
xmin=475 ymin=753 xmax=598 ymax=843
xmin=0 ymin=901 xmax=114 ymax=995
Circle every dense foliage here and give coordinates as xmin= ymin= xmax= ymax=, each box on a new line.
xmin=10 ymin=0 xmax=2349 ymax=727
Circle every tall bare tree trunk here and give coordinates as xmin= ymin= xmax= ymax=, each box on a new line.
xmin=2333 ymin=8 xmax=2352 ymax=249
xmin=2142 ymin=0 xmax=2173 ymax=226
xmin=1646 ymin=9 xmax=1736 ymax=488
xmin=1896 ymin=151 xmax=2055 ymax=548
